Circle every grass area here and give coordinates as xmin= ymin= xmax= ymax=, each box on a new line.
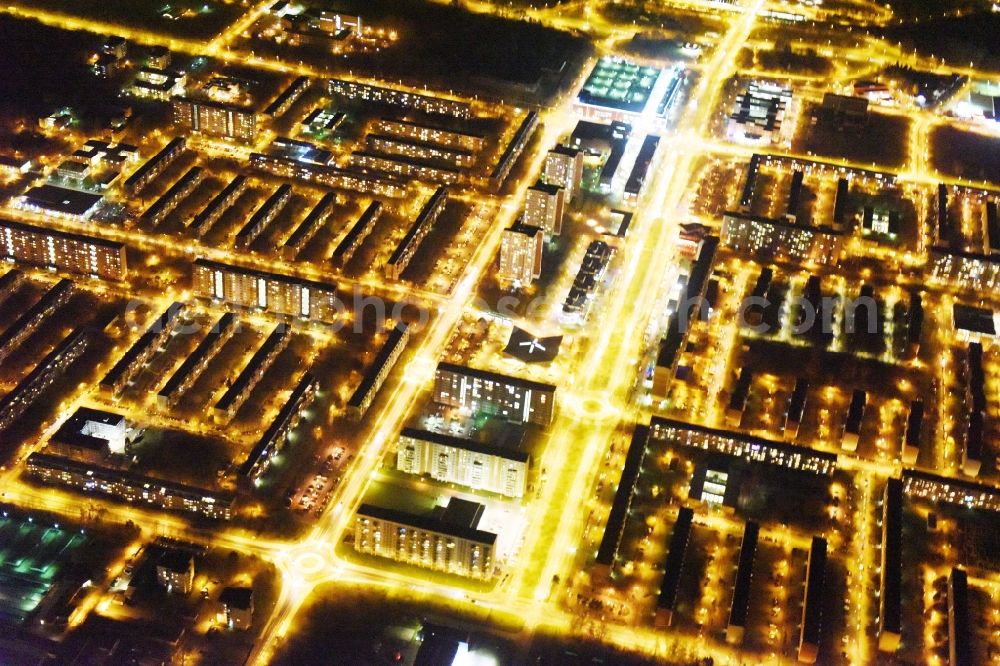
xmin=880 ymin=11 xmax=1000 ymax=68
xmin=738 ymin=46 xmax=832 ymax=77
xmin=8 ymin=0 xmax=243 ymax=39
xmin=247 ymin=0 xmax=589 ymax=100
xmin=795 ymin=106 xmax=909 ymax=169
xmin=0 ymin=16 xmax=120 ymax=121
xmin=273 ymin=584 xmax=518 ymax=665
xmin=930 ymin=124 xmax=1000 ymax=181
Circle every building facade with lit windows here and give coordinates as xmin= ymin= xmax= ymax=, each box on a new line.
xmin=0 ymin=219 xmax=127 ymax=280
xmin=354 ymin=498 xmax=496 ymax=579
xmin=721 ymin=211 xmax=845 ymax=266
xmin=498 ymin=221 xmax=543 ymax=285
xmin=374 ymin=117 xmax=485 ymax=152
xmin=648 ymin=416 xmax=838 ymax=475
xmin=328 ymin=79 xmax=471 ymax=119
xmin=25 ymin=452 xmax=234 ymax=519
xmin=192 ymin=258 xmax=339 ymax=323
xmin=523 ymin=181 xmax=565 ymax=236
xmin=433 ymin=362 xmax=556 ymax=426
xmin=901 ymin=469 xmax=1000 ymax=512
xmin=930 ymin=247 xmax=1000 ymax=292
xmin=171 ymin=97 xmax=257 ymax=142
xmin=396 ymin=428 xmax=529 ymax=499
xmin=543 ymin=145 xmax=583 ymax=202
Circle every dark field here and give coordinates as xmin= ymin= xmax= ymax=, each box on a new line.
xmin=7 ymin=0 xmax=243 ymax=39
xmin=931 ymin=125 xmax=1000 ymax=181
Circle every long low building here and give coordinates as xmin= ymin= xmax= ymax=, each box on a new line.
xmin=385 ymin=186 xmax=447 ymax=280
xmin=722 ymin=211 xmax=845 ymax=266
xmin=0 ymin=278 xmax=74 ymax=364
xmin=0 ymin=327 xmax=90 ymax=432
xmin=141 ymin=166 xmax=205 ymax=226
xmin=101 ymin=302 xmax=185 ymax=394
xmin=396 ymin=427 xmax=529 ymax=499
xmin=331 ymin=200 xmax=381 ymax=267
xmin=24 ymin=452 xmax=234 ymax=520
xmin=593 ymin=424 xmax=649 ymax=580
xmin=798 ymin=536 xmax=828 ymax=664
xmin=726 ymin=521 xmax=760 ymax=645
xmin=239 ymin=372 xmax=317 ymax=483
xmin=235 ymin=184 xmax=291 ymax=250
xmin=123 ymin=136 xmax=185 ymax=196
xmin=948 ymin=568 xmax=973 ymax=666
xmin=649 ymin=417 xmax=837 ymax=475
xmin=249 ymin=152 xmax=410 ymax=198
xmin=354 ymin=498 xmax=495 ymax=579
xmin=350 ymin=150 xmax=462 ymax=185
xmin=346 ymin=322 xmax=410 ymax=418
xmin=365 ymin=134 xmax=475 ymax=168
xmin=0 ymin=269 xmax=24 ymax=306
xmin=214 ymin=324 xmax=291 ymax=422
xmin=374 ymin=117 xmax=485 ymax=151
xmin=190 ymin=175 xmax=248 ymax=237
xmin=192 ymin=258 xmax=339 ymax=323
xmin=328 ymin=79 xmax=471 ymax=119
xmin=490 ymin=111 xmax=538 ymax=190
xmin=0 ymin=218 xmax=127 ymax=281
xmin=930 ymin=246 xmax=1000 ymax=292
xmin=654 ymin=507 xmax=694 ymax=628
xmin=878 ymin=478 xmax=903 ymax=652
xmin=264 ymin=76 xmax=310 ymax=117
xmin=433 ymin=362 xmax=556 ymax=427
xmin=156 ymin=313 xmax=237 ymax=408
xmin=902 ymin=468 xmax=1000 ymax=512
xmin=282 ymin=192 xmax=336 ymax=259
